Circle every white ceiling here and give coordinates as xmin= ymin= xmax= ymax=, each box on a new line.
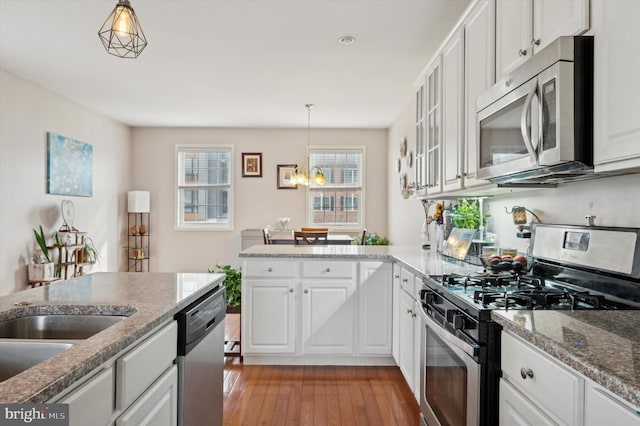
xmin=0 ymin=0 xmax=470 ymax=128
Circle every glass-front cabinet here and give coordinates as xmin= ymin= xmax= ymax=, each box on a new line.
xmin=415 ymin=57 xmax=442 ymax=195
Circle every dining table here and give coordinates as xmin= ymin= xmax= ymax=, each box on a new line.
xmin=269 ymin=230 xmax=354 ymax=245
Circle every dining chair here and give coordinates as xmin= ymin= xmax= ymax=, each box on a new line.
xmin=293 ymin=231 xmax=328 ymax=245
xmin=262 ymin=227 xmax=272 ymax=245
xmin=360 ymin=229 xmax=367 ymax=245
xmin=300 ymin=227 xmax=329 ymax=232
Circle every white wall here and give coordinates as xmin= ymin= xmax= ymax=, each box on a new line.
xmin=387 ymin=99 xmax=424 ymax=246
xmin=0 ymin=70 xmax=131 ymax=296
xmin=130 ymin=127 xmax=388 ymax=272
xmin=484 ymin=173 xmax=640 ymax=255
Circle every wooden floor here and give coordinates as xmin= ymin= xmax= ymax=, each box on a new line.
xmin=223 ymin=314 xmax=421 ymax=426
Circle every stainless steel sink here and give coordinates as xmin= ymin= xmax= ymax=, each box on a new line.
xmin=0 ymin=314 xmax=127 ymax=339
xmin=0 ymin=340 xmax=74 ymax=381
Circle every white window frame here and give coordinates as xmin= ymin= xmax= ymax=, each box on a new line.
xmin=175 ymin=144 xmax=234 ymax=231
xmin=307 ymin=146 xmax=365 ymax=230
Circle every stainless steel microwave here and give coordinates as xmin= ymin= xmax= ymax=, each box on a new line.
xmin=475 ymin=36 xmax=593 ymax=185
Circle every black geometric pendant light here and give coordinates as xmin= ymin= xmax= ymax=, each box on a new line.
xmin=98 ymin=0 xmax=147 ymax=59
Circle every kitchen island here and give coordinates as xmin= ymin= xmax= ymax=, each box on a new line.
xmin=0 ymin=272 xmax=224 ymax=403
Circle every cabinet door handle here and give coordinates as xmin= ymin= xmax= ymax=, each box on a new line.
xmin=267 ymin=267 xmax=273 ymax=272
xmin=394 ymin=275 xmax=400 ymax=279
xmin=518 ymin=48 xmax=527 ymax=57
xmin=412 ymin=313 xmax=417 ymax=318
xmin=407 ymin=309 xmax=413 ymax=314
xmin=531 ymin=38 xmax=540 ymax=48
xmin=402 ymin=278 xmax=408 ymax=283
xmin=289 ymin=288 xmax=294 ymax=293
xmin=324 ymin=267 xmax=331 ymax=273
xmin=520 ymin=368 xmax=534 ymax=379
xmin=304 ymin=289 xmax=309 ymax=294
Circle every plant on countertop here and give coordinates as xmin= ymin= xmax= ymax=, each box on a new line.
xmin=357 ymin=232 xmax=390 ymax=245
xmin=451 ymin=199 xmax=489 ymax=230
xmin=209 ymin=264 xmax=241 ymax=307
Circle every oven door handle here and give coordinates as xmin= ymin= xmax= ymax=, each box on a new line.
xmin=421 ymin=308 xmax=480 ymax=359
xmin=520 ymin=82 xmax=539 ymax=160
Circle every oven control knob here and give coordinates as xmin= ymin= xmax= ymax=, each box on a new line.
xmin=453 ymin=314 xmax=467 ymax=330
xmin=423 ymin=292 xmax=436 ymax=305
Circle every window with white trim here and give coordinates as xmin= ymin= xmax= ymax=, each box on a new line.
xmin=308 ymin=148 xmax=363 ymax=228
xmin=176 ymin=146 xmax=233 ymax=230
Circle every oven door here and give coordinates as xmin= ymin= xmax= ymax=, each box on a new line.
xmin=476 ymin=77 xmax=540 ymax=180
xmin=419 ymin=309 xmax=480 ymax=426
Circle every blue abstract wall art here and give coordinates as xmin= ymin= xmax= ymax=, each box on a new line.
xmin=47 ymin=132 xmax=93 ymax=197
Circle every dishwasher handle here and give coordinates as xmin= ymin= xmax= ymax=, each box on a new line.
xmin=177 ymin=286 xmax=226 ymax=355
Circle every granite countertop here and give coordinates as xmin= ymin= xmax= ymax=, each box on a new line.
xmin=493 ymin=310 xmax=640 ymax=407
xmin=0 ymin=272 xmax=224 ymax=403
xmin=239 ymin=244 xmax=480 ymax=278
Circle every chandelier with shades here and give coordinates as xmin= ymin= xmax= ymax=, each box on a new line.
xmin=291 ymin=104 xmax=327 ymax=186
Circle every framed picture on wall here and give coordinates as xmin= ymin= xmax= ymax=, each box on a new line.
xmin=277 ymin=164 xmax=297 ymax=189
xmin=242 ymin=153 xmax=262 ymax=177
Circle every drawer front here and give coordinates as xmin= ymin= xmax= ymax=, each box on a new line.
xmin=116 ymin=365 xmax=177 ymax=426
xmin=243 ymin=260 xmax=296 ymax=278
xmin=301 ymin=261 xmax=354 ymax=278
xmin=399 ymin=268 xmax=416 ymax=298
xmin=62 ymin=366 xmax=114 ymax=426
xmin=117 ymin=321 xmax=177 ymax=410
xmin=501 ymin=332 xmax=582 ymax=425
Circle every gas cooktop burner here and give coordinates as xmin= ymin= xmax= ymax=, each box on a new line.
xmin=440 ymin=272 xmax=629 ymax=311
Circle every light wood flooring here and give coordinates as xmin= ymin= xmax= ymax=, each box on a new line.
xmin=223 ymin=314 xmax=421 ymax=426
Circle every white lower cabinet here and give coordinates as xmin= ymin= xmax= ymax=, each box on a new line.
xmin=391 ymin=265 xmax=401 ymax=363
xmin=243 ymin=278 xmax=296 ymax=353
xmin=585 ymin=380 xmax=640 ymax=426
xmin=302 ymin=279 xmax=354 ymax=354
xmin=501 ymin=332 xmax=583 ymax=425
xmin=358 ymin=262 xmax=392 ymax=355
xmin=242 ymin=258 xmax=393 ymax=363
xmin=499 ymin=379 xmax=556 ymax=426
xmin=61 ymin=366 xmax=114 ymax=426
xmin=116 ymin=365 xmax=178 ymax=426
xmin=56 ymin=321 xmax=178 ymax=426
xmin=501 ymin=330 xmax=640 ymax=425
xmin=398 ymin=288 xmax=418 ymax=393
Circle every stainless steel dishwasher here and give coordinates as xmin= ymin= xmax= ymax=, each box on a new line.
xmin=176 ymin=285 xmax=226 ymax=426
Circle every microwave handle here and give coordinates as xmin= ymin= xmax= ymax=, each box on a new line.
xmin=520 ymin=83 xmax=538 ymax=161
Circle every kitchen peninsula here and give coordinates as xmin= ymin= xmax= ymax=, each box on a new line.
xmin=239 ymin=244 xmax=640 ymax=414
xmin=0 ymin=272 xmax=224 ymax=405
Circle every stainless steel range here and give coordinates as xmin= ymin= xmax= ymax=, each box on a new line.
xmin=418 ymin=223 xmax=640 ymax=426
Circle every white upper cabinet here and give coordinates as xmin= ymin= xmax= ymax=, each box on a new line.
xmin=592 ymin=0 xmax=640 ymax=172
xmin=441 ymin=28 xmax=465 ymax=193
xmin=496 ymin=0 xmax=533 ymax=80
xmin=463 ymin=0 xmax=495 ymax=187
xmin=496 ymin=0 xmax=589 ymax=81
xmin=424 ymin=57 xmax=443 ymax=194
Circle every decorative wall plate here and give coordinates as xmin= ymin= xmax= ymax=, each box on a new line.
xmin=400 ymin=137 xmax=407 ymax=157
xmin=61 ymin=200 xmax=75 ymax=231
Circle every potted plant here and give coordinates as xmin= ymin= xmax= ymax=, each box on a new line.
xmin=451 ymin=199 xmax=488 ymax=230
xmin=77 ymin=237 xmax=100 ymax=264
xmin=28 ymin=225 xmax=55 ymax=281
xmin=357 ymin=232 xmax=390 ymax=245
xmin=209 ymin=264 xmax=241 ymax=311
